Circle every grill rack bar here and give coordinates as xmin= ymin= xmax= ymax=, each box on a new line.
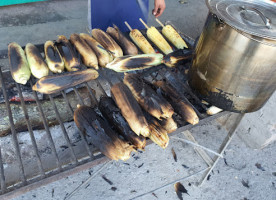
xmin=16 ymin=83 xmax=45 ymax=178
xmin=48 ymin=94 xmax=78 ymax=165
xmin=0 ymin=146 xmax=6 ymax=194
xmin=29 ymin=81 xmax=62 ymax=172
xmin=61 ymin=90 xmax=94 ymax=159
xmin=0 ymin=70 xmax=27 ymax=185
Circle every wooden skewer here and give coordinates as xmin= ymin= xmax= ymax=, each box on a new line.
xmin=124 ymin=21 xmax=133 ymax=31
xmin=155 ymin=18 xmax=165 ymax=28
xmin=139 ymin=18 xmax=149 ymax=29
xmin=86 ymin=27 xmax=91 ymax=34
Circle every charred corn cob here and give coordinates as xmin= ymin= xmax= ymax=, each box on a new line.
xmin=106 ymin=53 xmax=163 ymax=72
xmin=74 ymin=105 xmax=134 ymax=161
xmin=99 ymin=97 xmax=146 ymax=150
xmin=159 ymin=117 xmax=178 ymax=134
xmin=162 ymin=25 xmax=188 ymax=49
xmin=163 ymin=49 xmax=193 ymax=68
xmin=8 ymin=42 xmax=31 ymax=85
xmin=124 ymin=73 xmax=174 ymax=119
xmin=32 ymin=69 xmax=98 ymax=94
xmin=129 ymin=29 xmax=155 ymax=54
xmin=91 ymin=29 xmax=123 ymax=58
xmin=145 ymin=112 xmax=169 ymax=149
xmin=44 ymin=40 xmax=64 ymax=73
xmin=106 ymin=24 xmax=138 ymax=55
xmin=56 ymin=35 xmax=80 ymax=72
xmin=70 ymin=33 xmax=98 ymax=69
xmin=79 ymin=33 xmax=113 ymax=67
xmin=25 ymin=43 xmax=49 ymax=79
xmin=154 ymin=80 xmax=199 ymax=125
xmin=111 ymin=83 xmax=150 ymax=137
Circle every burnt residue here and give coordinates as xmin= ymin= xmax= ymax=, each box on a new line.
xmin=99 ymin=97 xmax=146 ymax=150
xmin=111 ymin=187 xmax=117 ymax=191
xmin=272 ymin=172 xmax=276 ymax=176
xmin=60 ymin=145 xmax=68 ymax=150
xmin=207 ymin=174 xmax=211 ymax=181
xmin=182 ymin=164 xmax=189 ymax=169
xmin=224 ymin=158 xmax=228 ymax=166
xmin=46 ymin=43 xmax=63 ymax=63
xmin=163 ymin=49 xmax=193 ymax=67
xmin=164 ymin=72 xmax=205 ymax=113
xmin=102 ymin=175 xmax=113 ymax=185
xmin=174 ymin=182 xmax=189 ymax=200
xmin=8 ymin=43 xmax=24 ymax=73
xmin=138 ymin=163 xmax=144 ymax=168
xmin=92 ymin=29 xmax=113 ymax=48
xmin=152 ymin=193 xmax=158 ymax=198
xmin=255 ymin=163 xmax=265 ymax=171
xmin=171 ymin=148 xmax=177 ymax=162
xmin=241 ymin=180 xmax=250 ymax=188
xmin=56 ymin=35 xmax=79 ymax=68
xmin=125 ymin=57 xmax=155 ymax=68
xmin=27 ymin=44 xmax=45 ymax=65
xmin=124 ymin=74 xmax=172 ymax=119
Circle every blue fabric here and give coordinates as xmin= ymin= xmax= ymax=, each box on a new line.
xmin=90 ymin=0 xmax=149 ymax=32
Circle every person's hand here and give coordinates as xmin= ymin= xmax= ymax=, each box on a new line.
xmin=152 ymin=0 xmax=166 ymax=17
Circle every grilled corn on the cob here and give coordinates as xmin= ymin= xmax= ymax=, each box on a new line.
xmin=25 ymin=43 xmax=49 ymax=79
xmin=91 ymin=29 xmax=123 ymax=58
xmin=70 ymin=33 xmax=98 ymax=69
xmin=139 ymin=18 xmax=172 ymax=55
xmin=32 ymin=69 xmax=99 ymax=94
xmin=129 ymin=29 xmax=155 ymax=54
xmin=124 ymin=73 xmax=174 ymax=119
xmin=154 ymin=80 xmax=199 ymax=125
xmin=99 ymin=97 xmax=146 ymax=150
xmin=79 ymin=33 xmax=113 ymax=67
xmin=106 ymin=25 xmax=138 ymax=55
xmin=146 ymin=26 xmax=173 ymax=55
xmin=74 ymin=105 xmax=134 ymax=161
xmin=111 ymin=83 xmax=150 ymax=137
xmin=163 ymin=49 xmax=193 ymax=68
xmin=56 ymin=35 xmax=80 ymax=72
xmin=8 ymin=42 xmax=31 ymax=85
xmin=106 ymin=53 xmax=163 ymax=72
xmin=162 ymin=24 xmax=188 ymax=49
xmin=44 ymin=40 xmax=64 ymax=73
xmin=145 ymin=113 xmax=169 ymax=149
xmin=159 ymin=117 xmax=178 ymax=134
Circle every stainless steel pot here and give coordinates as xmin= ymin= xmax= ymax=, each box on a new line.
xmin=188 ymin=0 xmax=276 ymax=113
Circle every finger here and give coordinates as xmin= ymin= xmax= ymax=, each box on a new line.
xmin=152 ymin=5 xmax=158 ymax=16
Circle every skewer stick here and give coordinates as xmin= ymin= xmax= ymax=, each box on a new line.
xmin=124 ymin=21 xmax=133 ymax=31
xmin=86 ymin=27 xmax=91 ymax=34
xmin=139 ymin=18 xmax=149 ymax=29
xmin=155 ymin=18 xmax=165 ymax=27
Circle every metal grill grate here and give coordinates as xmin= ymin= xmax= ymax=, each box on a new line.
xmin=0 ymin=29 xmax=237 ymax=198
xmin=0 ymin=60 xmax=228 ymax=198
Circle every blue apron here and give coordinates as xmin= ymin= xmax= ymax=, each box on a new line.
xmin=90 ymin=0 xmax=149 ymax=32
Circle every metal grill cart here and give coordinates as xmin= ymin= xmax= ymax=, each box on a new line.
xmin=0 ymin=37 xmax=244 ymax=199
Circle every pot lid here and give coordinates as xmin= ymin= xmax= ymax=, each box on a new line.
xmin=206 ymin=0 xmax=276 ymax=40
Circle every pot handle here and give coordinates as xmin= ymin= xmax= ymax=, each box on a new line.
xmin=240 ymin=6 xmax=271 ymax=29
